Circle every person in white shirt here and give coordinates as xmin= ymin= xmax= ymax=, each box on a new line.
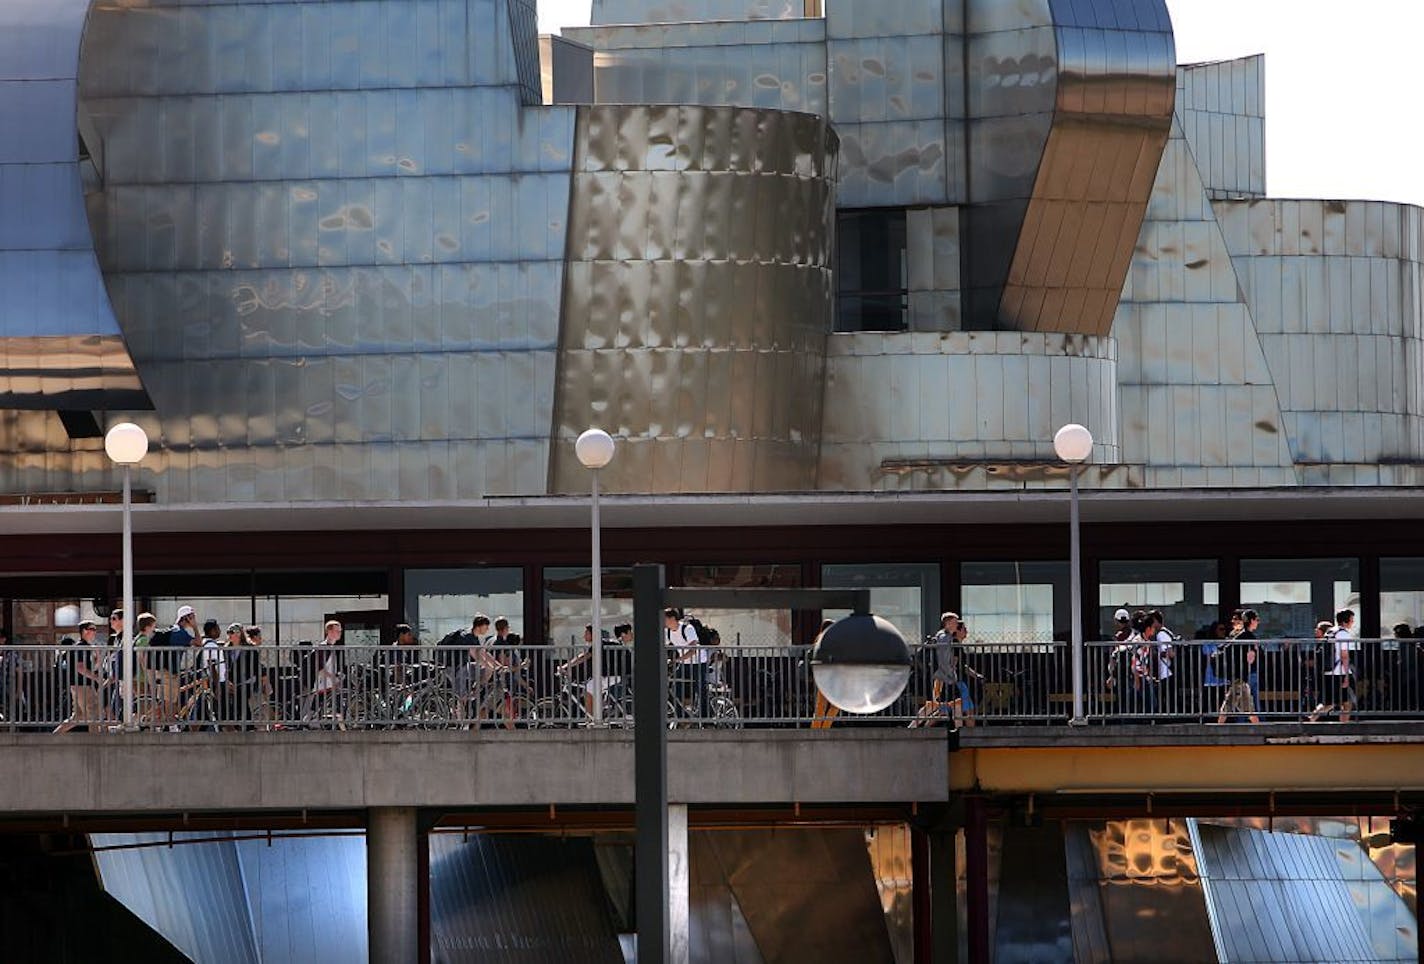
xmin=300 ymin=620 xmax=343 ymax=725
xmin=665 ymin=608 xmax=707 ymax=716
xmin=1310 ymin=609 xmax=1357 ymax=722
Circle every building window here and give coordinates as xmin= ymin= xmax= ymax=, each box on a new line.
xmin=680 ymin=564 xmax=802 ymax=646
xmin=405 ymin=568 xmax=523 ymax=644
xmin=836 ymin=209 xmax=908 ymax=332
xmin=821 ymin=563 xmax=940 ymax=644
xmin=1098 ymin=560 xmax=1219 ymax=640
xmin=1379 ymin=558 xmax=1424 ymax=636
xmin=543 ymin=566 xmax=635 ymax=647
xmin=1239 ymin=558 xmax=1360 ymax=638
xmin=960 ymin=561 xmax=1067 ymax=643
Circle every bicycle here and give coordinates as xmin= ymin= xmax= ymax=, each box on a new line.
xmin=174 ymin=668 xmax=221 ymax=732
xmin=529 ymin=668 xmax=630 ymax=728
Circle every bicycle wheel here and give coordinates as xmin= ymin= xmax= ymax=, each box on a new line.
xmin=412 ymin=691 xmax=453 ymax=729
xmin=711 ymin=695 xmax=742 ymax=730
xmin=529 ymin=697 xmax=568 ymax=728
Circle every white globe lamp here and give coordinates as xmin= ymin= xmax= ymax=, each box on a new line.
xmin=1052 ymin=423 xmax=1093 ymax=464
xmin=575 ymin=428 xmax=616 ymax=470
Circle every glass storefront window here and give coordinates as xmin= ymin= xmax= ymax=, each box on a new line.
xmin=1098 ymin=560 xmax=1219 ymax=640
xmin=681 ymin=564 xmax=802 ymax=646
xmin=1379 ymin=558 xmax=1424 ymax=635
xmin=405 ymin=568 xmax=523 ymax=644
xmin=1239 ymin=558 xmax=1360 ymax=638
xmin=9 ymin=599 xmax=103 ymax=646
xmin=960 ymin=561 xmax=1067 ymax=643
xmin=821 ymin=563 xmax=940 ymax=644
xmin=543 ymin=567 xmax=634 ymax=647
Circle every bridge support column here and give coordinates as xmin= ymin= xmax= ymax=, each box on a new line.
xmin=368 ymin=806 xmax=420 ymax=964
xmin=965 ymin=797 xmax=990 ymax=964
xmin=669 ymin=803 xmax=690 ymax=964
xmin=913 ymin=811 xmax=960 ymax=964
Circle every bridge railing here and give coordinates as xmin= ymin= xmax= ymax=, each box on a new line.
xmin=1 ymin=638 xmax=1418 ymax=731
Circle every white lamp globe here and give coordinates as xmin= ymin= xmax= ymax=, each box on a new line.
xmin=1053 ymin=423 xmax=1094 ymax=464
xmin=575 ymin=428 xmax=616 ymax=470
xmin=104 ymin=422 xmax=149 ymax=465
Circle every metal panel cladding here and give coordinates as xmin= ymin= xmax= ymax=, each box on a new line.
xmin=965 ymin=0 xmax=1177 ymax=336
xmin=551 ymin=105 xmax=839 ymax=494
xmin=75 ymin=0 xmax=575 ymax=502
xmin=0 ymin=0 xmax=149 ymax=411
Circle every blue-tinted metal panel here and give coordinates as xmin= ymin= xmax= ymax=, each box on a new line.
xmin=235 ymin=834 xmax=368 ymax=964
xmin=0 ymin=0 xmax=149 ymax=410
xmin=91 ymin=832 xmax=261 ymax=964
xmin=429 ymin=834 xmax=625 ymax=963
xmin=1192 ymin=821 xmax=1419 ymax=963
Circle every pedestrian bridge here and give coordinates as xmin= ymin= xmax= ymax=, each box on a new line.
xmin=3 ymin=724 xmax=1422 ymax=819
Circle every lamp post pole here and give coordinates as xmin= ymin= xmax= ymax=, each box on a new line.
xmin=575 ymin=429 xmax=616 ymax=723
xmin=1054 ymin=423 xmax=1093 ymax=726
xmin=121 ymin=463 xmax=135 ymax=731
xmin=105 ymin=422 xmax=148 ymax=732
xmin=1068 ymin=465 xmax=1084 ymax=725
xmin=589 ymin=468 xmax=603 ymax=721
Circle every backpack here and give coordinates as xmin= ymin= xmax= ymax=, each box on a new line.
xmin=436 ymin=630 xmax=470 ymax=667
xmin=148 ymin=628 xmax=181 ymax=673
xmin=683 ymin=617 xmax=715 ymax=647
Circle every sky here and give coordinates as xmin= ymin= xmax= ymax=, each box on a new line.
xmin=536 ymin=0 xmax=1424 ymax=208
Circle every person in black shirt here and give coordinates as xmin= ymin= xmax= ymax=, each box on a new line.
xmin=1215 ymin=609 xmax=1260 ymax=723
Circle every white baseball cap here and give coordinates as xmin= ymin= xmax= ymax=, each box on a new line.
xmin=175 ymin=605 xmax=196 ymax=621
xmin=1113 ymin=608 xmax=1130 ymax=621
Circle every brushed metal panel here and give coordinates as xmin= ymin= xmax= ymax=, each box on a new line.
xmin=964 ymin=0 xmax=1174 ymax=334
xmin=0 ymin=1 xmax=149 ymax=410
xmin=552 ymin=104 xmax=837 ymax=494
xmin=58 ymin=0 xmax=574 ymax=501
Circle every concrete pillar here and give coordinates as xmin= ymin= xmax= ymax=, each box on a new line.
xmin=368 ymin=807 xmax=419 ymax=964
xmin=669 ymin=803 xmax=690 ymax=964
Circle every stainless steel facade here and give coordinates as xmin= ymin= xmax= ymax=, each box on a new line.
xmin=0 ymin=1 xmax=1421 ymax=501
xmin=0 ymin=0 xmax=148 ymax=412
xmin=551 ymin=104 xmax=839 ymax=494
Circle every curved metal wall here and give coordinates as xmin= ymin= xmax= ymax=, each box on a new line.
xmin=550 ymin=104 xmax=839 ymax=494
xmin=72 ymin=0 xmax=572 ymax=502
xmin=0 ymin=0 xmax=148 ymax=411
xmin=819 ymin=331 xmax=1120 ymax=490
xmin=969 ymin=0 xmax=1177 ymax=336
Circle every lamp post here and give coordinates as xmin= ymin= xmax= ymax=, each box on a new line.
xmin=1053 ymin=423 xmax=1093 ymax=726
xmin=809 ymin=612 xmax=912 ymax=714
xmin=575 ymin=428 xmax=615 ymax=721
xmin=104 ymin=421 xmax=148 ymax=731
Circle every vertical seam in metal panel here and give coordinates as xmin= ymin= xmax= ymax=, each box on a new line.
xmin=1185 ymin=818 xmax=1231 ymax=963
xmin=547 ymin=105 xmax=586 ymax=495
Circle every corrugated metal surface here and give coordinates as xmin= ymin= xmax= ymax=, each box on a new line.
xmin=91 ymin=832 xmax=260 ymax=964
xmin=429 ymin=834 xmax=624 ymax=964
xmin=1192 ymin=820 xmax=1419 ymax=963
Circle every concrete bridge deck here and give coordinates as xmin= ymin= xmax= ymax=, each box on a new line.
xmin=0 ymin=729 xmax=951 ymax=815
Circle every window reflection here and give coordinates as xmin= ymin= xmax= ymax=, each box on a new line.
xmin=405 ymin=568 xmax=523 ymax=644
xmin=543 ymin=567 xmax=634 ymax=646
xmin=1380 ymin=558 xmax=1424 ymax=636
xmin=1238 ymin=558 xmax=1360 ymax=638
xmin=1098 ymin=560 xmax=1219 ymax=640
xmin=680 ymin=565 xmax=801 ymax=646
xmin=960 ymin=561 xmax=1067 ymax=643
xmin=821 ymin=563 xmax=939 ymax=644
